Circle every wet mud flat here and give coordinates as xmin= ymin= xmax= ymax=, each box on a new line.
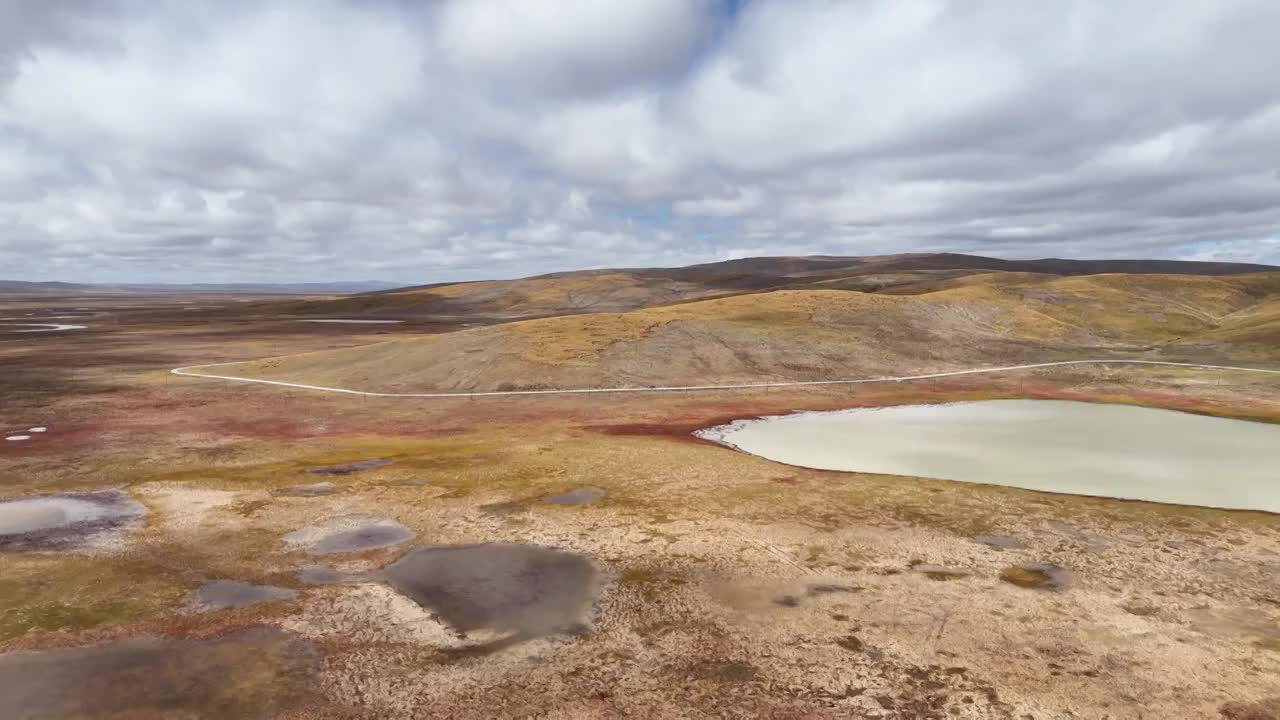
xmin=0 ymin=489 xmax=146 ymax=551
xmin=0 ymin=628 xmax=316 ymax=719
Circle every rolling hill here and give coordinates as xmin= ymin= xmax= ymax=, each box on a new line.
xmin=227 ymin=253 xmax=1280 ymax=325
xmin=223 ymin=268 xmax=1280 ymax=393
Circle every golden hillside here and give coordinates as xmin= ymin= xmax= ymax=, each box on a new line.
xmin=225 ymin=271 xmax=1280 ymax=393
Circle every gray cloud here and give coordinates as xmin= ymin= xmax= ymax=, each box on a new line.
xmin=0 ymin=0 xmax=1277 ymax=283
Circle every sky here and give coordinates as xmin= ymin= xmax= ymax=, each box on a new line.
xmin=1 ymin=0 xmax=1279 ymax=284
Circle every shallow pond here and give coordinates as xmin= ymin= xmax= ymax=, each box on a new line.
xmin=698 ymin=400 xmax=1280 ymax=512
xmin=0 ymin=628 xmax=315 ymax=718
xmin=0 ymin=490 xmax=147 ymax=550
xmin=377 ymin=544 xmax=599 ymax=638
xmin=185 ymin=580 xmax=297 ymax=611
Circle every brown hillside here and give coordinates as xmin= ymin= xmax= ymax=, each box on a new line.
xmin=225 ymin=271 xmax=1280 ymax=393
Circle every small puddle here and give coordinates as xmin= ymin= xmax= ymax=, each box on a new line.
xmin=283 ymin=515 xmax=414 ymax=555
xmin=542 ymin=487 xmax=606 ymax=505
xmin=1 ymin=323 xmax=87 ymax=333
xmin=480 ymin=501 xmax=528 ymax=516
xmin=296 ymin=319 xmax=404 ymax=324
xmin=913 ymin=564 xmax=970 ymax=581
xmin=275 ymin=482 xmax=337 ymax=497
xmin=306 ymin=459 xmax=392 ymax=476
xmin=185 ymin=580 xmax=297 ymax=611
xmin=377 ymin=544 xmax=600 ymax=638
xmin=299 ymin=566 xmax=356 ymax=584
xmin=0 ymin=628 xmax=316 ymax=719
xmin=310 ymin=526 xmax=414 ymax=554
xmin=0 ymin=490 xmax=146 ymax=551
xmin=974 ymin=535 xmax=1026 ymax=551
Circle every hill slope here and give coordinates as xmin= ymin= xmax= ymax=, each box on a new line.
xmin=224 ymin=271 xmax=1280 ymax=393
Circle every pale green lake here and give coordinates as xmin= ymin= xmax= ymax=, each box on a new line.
xmin=698 ymin=400 xmax=1280 ymax=512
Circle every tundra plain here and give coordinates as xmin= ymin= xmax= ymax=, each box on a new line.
xmin=2 ymin=254 xmax=1279 ymax=719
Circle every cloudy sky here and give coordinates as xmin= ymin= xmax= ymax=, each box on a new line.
xmin=2 ymin=0 xmax=1278 ymax=283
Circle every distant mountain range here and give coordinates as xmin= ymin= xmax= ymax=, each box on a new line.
xmin=5 ymin=253 xmax=1276 ymax=299
xmin=0 ymin=280 xmax=402 ymax=295
xmin=237 ymin=252 xmax=1275 ymax=322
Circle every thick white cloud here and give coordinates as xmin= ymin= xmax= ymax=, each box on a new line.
xmin=5 ymin=3 xmax=429 ymax=187
xmin=0 ymin=0 xmax=1277 ymax=283
xmin=435 ymin=0 xmax=712 ymax=96
xmin=681 ymin=0 xmax=1028 ymax=170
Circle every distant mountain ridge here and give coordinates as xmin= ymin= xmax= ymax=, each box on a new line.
xmin=262 ymin=252 xmax=1275 ymax=322
xmin=7 ymin=254 xmax=1273 ymax=298
xmin=372 ymin=253 xmax=1277 ymax=296
xmin=0 ymin=280 xmax=401 ymax=295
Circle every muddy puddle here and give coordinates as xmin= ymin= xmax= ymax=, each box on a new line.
xmin=974 ymin=534 xmax=1026 ymax=551
xmin=0 ymin=628 xmax=316 ymax=719
xmin=302 ymin=544 xmax=601 ymax=640
xmin=379 ymin=544 xmax=600 ymax=638
xmin=299 ymin=566 xmax=351 ymax=584
xmin=0 ymin=490 xmax=146 ymax=551
xmin=306 ymin=459 xmax=391 ymax=476
xmin=283 ymin=515 xmax=414 ymax=555
xmin=185 ymin=580 xmax=297 ymax=611
xmin=913 ymin=564 xmax=970 ymax=581
xmin=296 ymin=319 xmax=404 ymax=324
xmin=542 ymin=486 xmax=606 ymax=504
xmin=699 ymin=399 xmax=1280 ymax=512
